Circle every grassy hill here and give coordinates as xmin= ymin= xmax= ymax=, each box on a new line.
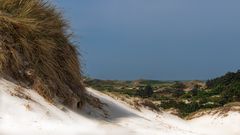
xmin=85 ymin=70 xmax=240 ymax=117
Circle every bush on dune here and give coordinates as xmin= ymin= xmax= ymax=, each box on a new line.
xmin=0 ymin=0 xmax=85 ymax=108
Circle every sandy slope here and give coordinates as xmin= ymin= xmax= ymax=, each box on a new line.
xmin=0 ymin=79 xmax=239 ymax=135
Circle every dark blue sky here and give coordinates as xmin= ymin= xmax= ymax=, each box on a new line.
xmin=53 ymin=0 xmax=240 ymax=80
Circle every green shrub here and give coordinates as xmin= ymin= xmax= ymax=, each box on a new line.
xmin=136 ymin=85 xmax=153 ymax=98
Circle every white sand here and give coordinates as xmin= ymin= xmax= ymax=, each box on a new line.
xmin=0 ymin=78 xmax=239 ymax=135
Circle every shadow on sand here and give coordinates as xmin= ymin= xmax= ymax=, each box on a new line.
xmin=74 ymin=88 xmax=147 ymax=122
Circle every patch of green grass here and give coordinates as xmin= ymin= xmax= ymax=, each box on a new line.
xmin=85 ymin=76 xmax=240 ymax=118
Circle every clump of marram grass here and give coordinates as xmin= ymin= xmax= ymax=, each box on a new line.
xmin=0 ymin=0 xmax=85 ymax=108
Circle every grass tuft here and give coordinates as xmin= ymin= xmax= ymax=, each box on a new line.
xmin=0 ymin=0 xmax=85 ymax=108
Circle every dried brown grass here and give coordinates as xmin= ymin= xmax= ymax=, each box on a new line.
xmin=186 ymin=102 xmax=240 ymax=120
xmin=140 ymin=99 xmax=160 ymax=112
xmin=0 ymin=0 xmax=85 ymax=108
xmin=10 ymin=85 xmax=32 ymax=101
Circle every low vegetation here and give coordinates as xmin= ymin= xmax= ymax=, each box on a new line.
xmin=85 ymin=70 xmax=240 ymax=117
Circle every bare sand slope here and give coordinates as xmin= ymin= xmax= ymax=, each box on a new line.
xmin=0 ymin=79 xmax=239 ymax=135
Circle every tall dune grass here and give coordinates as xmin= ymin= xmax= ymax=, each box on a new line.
xmin=0 ymin=0 xmax=85 ymax=108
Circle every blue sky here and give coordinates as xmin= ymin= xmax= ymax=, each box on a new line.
xmin=53 ymin=0 xmax=240 ymax=80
